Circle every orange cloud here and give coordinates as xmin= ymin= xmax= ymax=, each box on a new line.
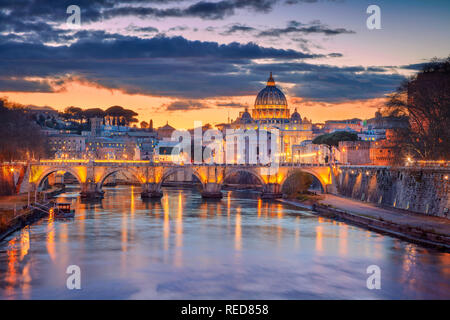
xmin=1 ymin=77 xmax=386 ymax=129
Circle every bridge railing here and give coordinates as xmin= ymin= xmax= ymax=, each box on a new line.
xmin=32 ymin=159 xmax=331 ymax=167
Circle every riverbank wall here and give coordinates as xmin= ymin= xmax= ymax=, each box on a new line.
xmin=0 ymin=203 xmax=51 ymax=241
xmin=336 ymin=166 xmax=450 ymax=218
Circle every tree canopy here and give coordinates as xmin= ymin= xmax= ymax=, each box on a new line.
xmin=59 ymin=105 xmax=139 ymax=127
xmin=312 ymin=131 xmax=358 ymax=148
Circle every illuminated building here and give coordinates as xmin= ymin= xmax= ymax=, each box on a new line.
xmin=157 ymin=122 xmax=176 ymax=140
xmin=48 ymin=134 xmax=86 ymax=159
xmin=338 ymin=141 xmax=371 ymax=165
xmin=229 ymin=73 xmax=314 ymax=161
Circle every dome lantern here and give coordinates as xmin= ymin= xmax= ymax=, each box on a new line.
xmin=267 ymin=72 xmax=275 ymax=86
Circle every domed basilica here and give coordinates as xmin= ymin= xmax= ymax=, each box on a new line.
xmin=229 ymin=73 xmax=314 ymax=161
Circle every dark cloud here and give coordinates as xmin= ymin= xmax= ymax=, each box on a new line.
xmin=289 ymin=72 xmax=405 ymax=102
xmin=0 ymin=77 xmax=53 ymax=92
xmin=0 ymin=34 xmax=334 ymax=97
xmin=258 ymin=20 xmax=355 ymax=37
xmin=128 ymin=26 xmax=160 ymax=33
xmin=0 ymin=35 xmax=324 ymax=60
xmin=285 ymin=0 xmax=341 ymax=4
xmin=0 ymin=1 xmax=407 ymax=103
xmin=163 ymin=100 xmax=208 ymax=111
xmin=168 ymin=25 xmax=189 ymax=32
xmin=216 ymin=102 xmax=249 ymax=108
xmin=103 ymin=0 xmax=275 ymax=20
xmin=220 ymin=24 xmax=256 ymax=35
xmin=0 ymin=32 xmax=407 ymax=101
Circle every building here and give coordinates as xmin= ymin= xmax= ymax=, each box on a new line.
xmin=157 ymin=122 xmax=176 ymax=140
xmin=369 ymin=129 xmax=400 ymax=165
xmin=358 ymin=110 xmax=408 ymax=142
xmin=292 ymin=141 xmax=331 ymax=164
xmin=324 ymin=118 xmax=362 ymax=133
xmin=229 ymin=73 xmax=315 ymax=162
xmin=48 ymin=134 xmax=86 ymax=159
xmin=338 ymin=141 xmax=371 ymax=165
xmin=154 ymin=140 xmax=184 ymax=163
xmin=90 ymin=117 xmax=103 ymax=136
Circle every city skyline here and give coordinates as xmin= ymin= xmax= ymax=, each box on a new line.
xmin=1 ymin=0 xmax=450 ymax=128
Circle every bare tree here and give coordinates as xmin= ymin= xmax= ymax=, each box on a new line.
xmin=385 ymin=57 xmax=450 ymax=160
xmin=0 ymin=99 xmax=49 ymax=161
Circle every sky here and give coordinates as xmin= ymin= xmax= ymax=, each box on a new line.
xmin=0 ymin=0 xmax=449 ymax=128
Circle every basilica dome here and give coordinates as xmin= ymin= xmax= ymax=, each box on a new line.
xmin=291 ymin=108 xmax=301 ymax=122
xmin=252 ymin=73 xmax=290 ymax=121
xmin=239 ymin=108 xmax=253 ymax=123
xmin=254 ymin=73 xmax=288 ymax=107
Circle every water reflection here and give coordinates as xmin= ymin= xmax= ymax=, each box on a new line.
xmin=0 ymin=186 xmax=449 ymax=299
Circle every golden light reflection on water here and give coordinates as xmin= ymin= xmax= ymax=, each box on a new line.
xmin=121 ymin=205 xmax=128 ymax=253
xmin=20 ymin=226 xmax=30 ymax=261
xmin=227 ymin=192 xmax=231 ymax=225
xmin=339 ymin=223 xmax=348 ymax=256
xmin=277 ymin=203 xmax=283 ymax=219
xmin=315 ymin=223 xmax=323 ymax=253
xmin=46 ymin=211 xmax=56 ymax=261
xmin=401 ymin=244 xmax=418 ymax=289
xmin=294 ymin=216 xmax=300 ymax=249
xmin=21 ymin=262 xmax=31 ymax=299
xmin=130 ymin=186 xmax=135 ymax=241
xmin=257 ymin=199 xmax=262 ymax=218
xmin=163 ymin=194 xmax=170 ymax=251
xmin=5 ymin=238 xmax=18 ymax=297
xmin=130 ymin=186 xmax=135 ymax=215
xmin=174 ymin=191 xmax=183 ymax=267
xmin=235 ymin=207 xmax=241 ymax=251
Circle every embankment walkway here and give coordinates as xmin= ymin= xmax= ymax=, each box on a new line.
xmin=317 ymin=194 xmax=450 ymax=250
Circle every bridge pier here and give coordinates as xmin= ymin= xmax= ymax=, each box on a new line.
xmin=261 ymin=183 xmax=282 ymax=199
xmin=80 ymin=182 xmax=104 ymax=199
xmin=201 ymin=182 xmax=223 ymax=198
xmin=141 ymin=183 xmax=163 ymax=199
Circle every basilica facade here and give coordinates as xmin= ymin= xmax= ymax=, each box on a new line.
xmin=230 ymin=73 xmax=314 ymax=161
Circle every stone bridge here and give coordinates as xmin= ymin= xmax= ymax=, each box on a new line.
xmin=26 ymin=160 xmax=336 ymax=199
xmin=7 ymin=160 xmax=449 ymax=217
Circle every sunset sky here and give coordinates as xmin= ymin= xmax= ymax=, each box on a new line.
xmin=1 ymin=0 xmax=449 ymax=128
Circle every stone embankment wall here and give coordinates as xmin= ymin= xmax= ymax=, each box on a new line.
xmin=336 ymin=166 xmax=449 ymax=218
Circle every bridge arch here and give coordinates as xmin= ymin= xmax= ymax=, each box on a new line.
xmin=158 ymin=167 xmax=204 ymax=188
xmin=222 ymin=168 xmax=265 ymax=186
xmin=34 ymin=167 xmax=83 ymax=191
xmin=97 ymin=167 xmax=143 ymax=189
xmin=279 ymin=167 xmax=329 ymax=193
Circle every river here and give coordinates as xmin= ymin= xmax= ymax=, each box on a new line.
xmin=0 ymin=185 xmax=449 ymax=299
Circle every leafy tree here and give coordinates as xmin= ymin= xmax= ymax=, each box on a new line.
xmin=313 ymin=131 xmax=358 ymax=148
xmin=384 ymin=57 xmax=450 ymax=160
xmin=83 ymin=108 xmax=106 ymax=119
xmin=63 ymin=106 xmax=83 ymax=123
xmin=140 ymin=121 xmax=149 ymax=129
xmin=105 ymin=106 xmax=138 ymax=126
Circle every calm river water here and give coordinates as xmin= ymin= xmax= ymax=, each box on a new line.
xmin=0 ymin=186 xmax=449 ymax=299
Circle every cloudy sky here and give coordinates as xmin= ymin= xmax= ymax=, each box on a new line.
xmin=1 ymin=0 xmax=449 ymax=127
